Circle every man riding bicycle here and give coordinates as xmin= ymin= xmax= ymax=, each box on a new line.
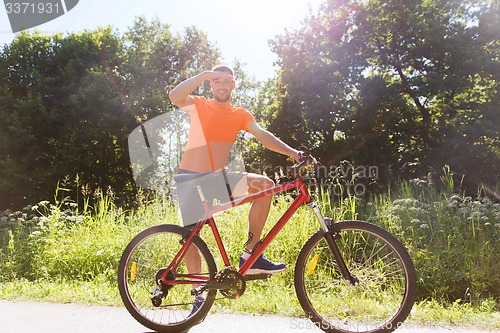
xmin=118 ymin=65 xmax=416 ymax=330
xmin=169 ymin=65 xmax=300 ymax=311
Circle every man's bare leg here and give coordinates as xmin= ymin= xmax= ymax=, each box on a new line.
xmin=184 ymin=243 xmax=204 ymax=316
xmin=240 ymin=173 xmax=286 ymax=274
xmin=184 ymin=240 xmax=202 ymax=295
xmin=184 ymin=173 xmax=282 ymax=283
xmin=245 ymin=173 xmax=275 ymax=252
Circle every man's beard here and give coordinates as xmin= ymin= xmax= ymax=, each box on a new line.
xmin=214 ymin=91 xmax=231 ymax=103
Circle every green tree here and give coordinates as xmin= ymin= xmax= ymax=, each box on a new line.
xmin=265 ymin=0 xmax=499 ymax=189
xmin=0 ymin=28 xmax=132 ymax=209
xmin=0 ymin=18 xmax=224 ymax=210
xmin=119 ymin=17 xmax=221 ymax=121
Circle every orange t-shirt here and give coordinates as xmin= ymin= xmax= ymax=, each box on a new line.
xmin=179 ymin=96 xmax=255 ymax=172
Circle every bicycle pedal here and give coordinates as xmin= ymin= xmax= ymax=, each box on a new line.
xmin=243 ymin=273 xmax=271 ymax=281
xmin=191 ymin=285 xmax=207 ymax=296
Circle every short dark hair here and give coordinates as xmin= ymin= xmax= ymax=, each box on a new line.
xmin=212 ymin=65 xmax=234 ymax=76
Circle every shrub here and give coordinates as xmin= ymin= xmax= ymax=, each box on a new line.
xmin=1 ymin=170 xmax=498 ymax=309
xmin=368 ymin=171 xmax=499 ymax=303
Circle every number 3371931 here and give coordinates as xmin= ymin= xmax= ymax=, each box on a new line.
xmin=5 ymin=2 xmax=61 ymax=14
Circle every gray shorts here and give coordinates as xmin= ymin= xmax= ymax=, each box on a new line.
xmin=174 ymin=169 xmax=247 ymax=226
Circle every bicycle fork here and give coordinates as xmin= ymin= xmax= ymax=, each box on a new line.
xmin=307 ymin=202 xmax=359 ymax=286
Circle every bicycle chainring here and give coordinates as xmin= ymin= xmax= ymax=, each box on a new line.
xmin=216 ymin=267 xmax=246 ymax=299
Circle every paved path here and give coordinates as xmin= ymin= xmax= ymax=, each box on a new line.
xmin=0 ymin=300 xmax=492 ymax=333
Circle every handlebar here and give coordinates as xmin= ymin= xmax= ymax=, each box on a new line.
xmin=288 ymin=146 xmax=319 ymax=179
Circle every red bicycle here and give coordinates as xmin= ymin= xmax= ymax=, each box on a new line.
xmin=118 ymin=151 xmax=416 ymax=333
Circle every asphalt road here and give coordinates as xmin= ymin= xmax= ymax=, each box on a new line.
xmin=0 ymin=300 xmax=493 ymax=333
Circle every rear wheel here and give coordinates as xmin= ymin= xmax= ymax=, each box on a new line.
xmin=118 ymin=224 xmax=217 ymax=333
xmin=295 ymin=220 xmax=416 ymax=333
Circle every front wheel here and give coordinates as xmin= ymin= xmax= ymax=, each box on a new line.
xmin=295 ymin=220 xmax=416 ymax=333
xmin=118 ymin=224 xmax=217 ymax=333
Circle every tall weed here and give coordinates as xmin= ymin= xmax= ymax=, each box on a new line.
xmin=1 ymin=170 xmax=498 ymax=313
xmin=368 ymin=169 xmax=499 ymax=303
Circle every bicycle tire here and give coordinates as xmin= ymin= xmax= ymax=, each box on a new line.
xmin=118 ymin=224 xmax=217 ymax=333
xmin=294 ymin=220 xmax=416 ymax=333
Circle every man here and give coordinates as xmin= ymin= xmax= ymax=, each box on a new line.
xmin=169 ymin=65 xmax=300 ymax=287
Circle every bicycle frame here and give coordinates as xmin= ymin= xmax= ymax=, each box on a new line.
xmin=119 ymin=161 xmax=416 ymax=333
xmin=163 ymin=176 xmax=330 ymax=285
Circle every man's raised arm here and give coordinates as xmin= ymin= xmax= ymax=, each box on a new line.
xmin=169 ymin=70 xmax=233 ymax=108
xmin=168 ymin=72 xmax=208 ymax=108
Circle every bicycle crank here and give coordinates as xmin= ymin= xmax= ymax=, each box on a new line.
xmin=216 ymin=267 xmax=246 ymax=299
xmin=191 ymin=267 xmax=246 ymax=299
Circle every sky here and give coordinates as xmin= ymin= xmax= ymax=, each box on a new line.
xmin=0 ymin=0 xmax=324 ymax=80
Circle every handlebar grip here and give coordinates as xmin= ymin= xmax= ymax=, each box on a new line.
xmin=289 ymin=146 xmax=319 ymax=178
xmin=298 ymin=146 xmax=311 ymax=161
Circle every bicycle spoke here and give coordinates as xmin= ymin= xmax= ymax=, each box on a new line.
xmin=118 ymin=225 xmax=217 ymax=332
xmin=295 ymin=221 xmax=416 ymax=333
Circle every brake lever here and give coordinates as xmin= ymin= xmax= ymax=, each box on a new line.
xmin=289 ymin=147 xmax=319 ymax=178
xmin=298 ymin=146 xmax=311 ymax=162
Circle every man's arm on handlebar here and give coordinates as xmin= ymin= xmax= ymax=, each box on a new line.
xmin=247 ymin=122 xmax=301 ymax=162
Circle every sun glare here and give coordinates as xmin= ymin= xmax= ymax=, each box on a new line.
xmin=165 ymin=0 xmax=323 ymax=78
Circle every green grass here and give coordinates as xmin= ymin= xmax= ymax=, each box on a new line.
xmin=0 ymin=276 xmax=121 ymax=305
xmin=0 ymin=173 xmax=499 ymax=330
xmin=1 ymin=279 xmax=498 ymax=330
xmin=411 ymin=298 xmax=499 ymax=330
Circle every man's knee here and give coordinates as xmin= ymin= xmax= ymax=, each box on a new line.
xmin=262 ymin=177 xmax=275 ymax=189
xmin=248 ymin=174 xmax=275 ymax=192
